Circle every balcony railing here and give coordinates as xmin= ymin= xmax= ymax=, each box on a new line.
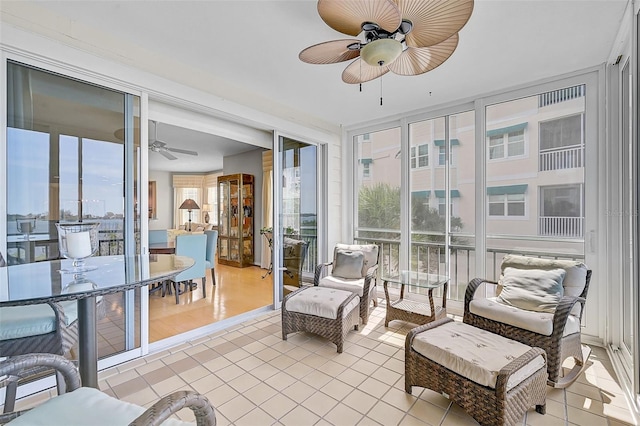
xmin=539 ymin=145 xmax=584 ymax=171
xmin=539 ymin=216 xmax=584 ymax=238
xmin=354 ymin=232 xmax=585 ymax=303
xmin=539 ymin=85 xmax=584 ymax=108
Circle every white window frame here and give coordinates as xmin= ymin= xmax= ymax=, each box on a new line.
xmin=488 ymin=128 xmax=526 ymax=160
xmin=410 ymin=143 xmax=429 ymax=169
xmin=488 ymin=193 xmax=526 ymax=218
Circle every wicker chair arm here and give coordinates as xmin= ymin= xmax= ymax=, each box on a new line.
xmin=405 ymin=317 xmax=454 ymax=354
xmin=464 ymin=278 xmax=497 ymax=315
xmin=129 ymin=390 xmax=216 ymax=426
xmin=313 ymin=262 xmax=333 ymax=286
xmin=362 ymin=264 xmax=379 ymax=296
xmin=553 ymin=295 xmax=586 ymax=334
xmin=494 ymin=347 xmax=546 ymax=400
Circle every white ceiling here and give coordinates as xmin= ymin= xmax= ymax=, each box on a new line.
xmin=0 ymin=0 xmax=628 ymax=166
xmin=148 ymin=121 xmax=261 ymax=173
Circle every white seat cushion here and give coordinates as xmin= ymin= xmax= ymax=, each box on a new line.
xmin=8 ymin=387 xmax=193 ymax=426
xmin=469 ymin=297 xmax=581 ymax=337
xmin=412 ymin=321 xmax=546 ymax=390
xmin=286 ymin=287 xmax=359 ymax=320
xmin=318 ymin=275 xmax=365 ymax=297
xmin=0 ymin=301 xmax=78 ymax=341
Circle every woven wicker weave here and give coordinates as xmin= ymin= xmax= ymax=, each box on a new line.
xmin=0 ymin=353 xmax=217 ymax=426
xmin=405 ymin=318 xmax=547 ymax=426
xmin=282 ymin=287 xmax=359 ymax=353
xmin=463 ymin=269 xmax=592 ymax=388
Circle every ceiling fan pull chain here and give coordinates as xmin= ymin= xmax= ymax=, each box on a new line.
xmin=359 ymin=58 xmax=362 ymax=92
xmin=380 ymin=76 xmax=383 ymax=106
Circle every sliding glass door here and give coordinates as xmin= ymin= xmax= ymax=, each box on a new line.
xmin=5 ymin=60 xmax=141 ymax=359
xmin=276 ymin=136 xmax=318 ymax=301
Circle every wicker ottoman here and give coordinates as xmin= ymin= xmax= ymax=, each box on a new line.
xmin=282 ymin=286 xmax=360 ymax=353
xmin=406 ymin=318 xmax=547 ymax=426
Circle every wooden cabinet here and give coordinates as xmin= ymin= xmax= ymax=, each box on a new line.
xmin=217 ymin=173 xmax=254 ymax=267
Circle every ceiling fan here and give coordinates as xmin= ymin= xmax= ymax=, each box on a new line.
xmin=299 ymin=0 xmax=474 ymax=84
xmin=149 ymin=121 xmax=198 ymax=160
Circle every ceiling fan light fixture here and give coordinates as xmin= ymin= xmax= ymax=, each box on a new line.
xmin=360 ymin=38 xmax=402 ymax=67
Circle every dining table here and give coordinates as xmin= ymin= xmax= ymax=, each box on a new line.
xmin=149 ymin=241 xmax=176 ymax=254
xmin=0 ymin=254 xmax=194 ymax=388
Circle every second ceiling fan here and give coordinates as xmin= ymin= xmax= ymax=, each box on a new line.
xmin=149 ymin=121 xmax=198 ymax=160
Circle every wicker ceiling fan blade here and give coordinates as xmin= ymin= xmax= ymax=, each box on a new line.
xmin=317 ymin=0 xmax=402 ymax=36
xmin=387 ymin=33 xmax=458 ymax=76
xmin=299 ymin=39 xmax=362 ymax=64
xmin=159 ymin=150 xmax=178 ymax=161
xmin=397 ymin=0 xmax=474 ymax=47
xmin=342 ymin=58 xmax=390 ymax=84
xmin=167 ymin=147 xmax=198 ymax=156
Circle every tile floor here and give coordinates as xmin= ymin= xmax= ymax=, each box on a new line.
xmin=16 ymin=305 xmax=639 ymax=425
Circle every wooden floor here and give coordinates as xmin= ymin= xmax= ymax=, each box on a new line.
xmin=148 ymin=261 xmax=273 ymax=342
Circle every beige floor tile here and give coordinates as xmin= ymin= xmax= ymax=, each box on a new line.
xmin=323 ymin=402 xmax=364 ymax=426
xmin=320 ymin=360 xmax=348 ymax=377
xmin=367 ymin=400 xmax=406 ymax=425
xmin=333 ymin=352 xmax=360 ymax=368
xmin=526 ymin=409 xmax=566 ymax=426
xmin=301 ymin=353 xmax=331 ymax=369
xmin=235 ymin=355 xmax=264 ymax=371
xmin=565 ymin=390 xmax=605 ymax=415
xmin=321 ymin=378 xmax=356 ymax=401
xmin=243 ymin=382 xmax=278 ymax=406
xmin=359 ymin=376 xmax=392 ymax=399
xmin=301 ymin=390 xmax=339 ymax=417
xmin=217 ymin=394 xmax=256 ymax=422
xmin=151 ymin=375 xmax=188 ymax=397
xmin=223 ymin=347 xmax=251 ymax=363
xmin=250 ymin=362 xmax=281 ymax=381
xmin=602 ymin=403 xmax=638 ymax=425
xmin=300 ymin=369 xmax=333 ymax=389
xmin=118 ymin=387 xmax=160 ymax=407
xmin=280 ymin=405 xmax=320 ymax=426
xmin=261 ymin=393 xmax=297 ymax=420
xmin=235 ymin=407 xmax=277 ymax=426
xmin=282 ymin=360 xmax=314 ymax=379
xmin=383 ymin=357 xmax=405 ymax=374
xmin=214 ymin=363 xmax=246 ymax=382
xmin=440 ymin=411 xmax=480 ymax=426
xmin=105 ymin=368 xmax=141 ymax=388
xmin=112 ymin=376 xmax=151 ymax=399
xmin=191 ymin=374 xmax=224 ymax=395
xmin=398 ymin=413 xmax=432 ymax=425
xmin=416 ymin=389 xmax=451 ymax=410
xmin=204 ymin=383 xmax=239 ymax=407
xmin=358 ymin=416 xmax=384 ymax=426
xmin=256 ymin=347 xmax=283 ymax=363
xmin=202 ymin=355 xmax=232 ymax=373
xmin=265 ymin=371 xmax=298 ymax=391
xmin=566 ymin=405 xmax=608 ymax=425
xmin=162 ymin=350 xmax=189 ymax=365
xmin=227 ymin=372 xmax=261 ymax=393
xmin=268 ymin=354 xmax=298 ymax=370
xmin=337 ymin=367 xmax=368 ymax=387
xmin=351 ymin=359 xmax=380 ymax=376
xmin=343 ymin=388 xmax=378 ymax=415
xmin=407 ymin=399 xmax=447 ymax=426
xmin=345 ymin=343 xmax=371 ymax=358
xmin=383 ymin=387 xmax=419 ymax=412
xmin=179 ymin=365 xmax=211 ymax=384
xmin=282 ymin=379 xmax=316 ymax=403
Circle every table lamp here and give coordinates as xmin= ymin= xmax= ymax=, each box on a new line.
xmin=179 ymin=198 xmax=200 ymax=231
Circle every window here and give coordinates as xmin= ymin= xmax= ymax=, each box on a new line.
xmin=488 ymin=193 xmax=525 ymax=217
xmin=487 ymin=123 xmax=527 ymax=160
xmin=438 ymin=146 xmax=446 ymax=166
xmin=363 ymin=162 xmax=371 ymax=178
xmin=207 ymin=186 xmax=218 ymax=225
xmin=489 ymin=129 xmax=525 ymax=159
xmin=540 ymin=115 xmax=582 ymax=150
xmin=410 ymin=144 xmax=429 ymax=168
xmin=539 ymin=184 xmax=583 ymax=237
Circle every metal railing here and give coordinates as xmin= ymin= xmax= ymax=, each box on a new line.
xmin=539 ymin=85 xmax=584 ymax=108
xmin=354 ymin=232 xmax=585 ymax=302
xmin=539 ymin=145 xmax=584 ymax=171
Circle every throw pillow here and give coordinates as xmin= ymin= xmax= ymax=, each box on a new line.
xmin=332 ymin=249 xmax=365 ymax=279
xmin=496 ymin=267 xmax=566 ymax=313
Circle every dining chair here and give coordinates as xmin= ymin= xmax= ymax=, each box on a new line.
xmin=170 ymin=234 xmax=207 ymax=304
xmin=204 ymin=230 xmax=218 ymax=298
xmin=148 ymin=229 xmax=167 ymax=244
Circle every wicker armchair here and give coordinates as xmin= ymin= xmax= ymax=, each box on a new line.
xmin=0 ymin=353 xmax=217 ymax=425
xmin=314 ymin=244 xmax=379 ymax=325
xmin=463 ymin=254 xmax=592 ymax=388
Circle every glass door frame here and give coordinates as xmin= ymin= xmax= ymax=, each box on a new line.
xmin=272 ymin=131 xmax=325 ymax=308
xmin=0 ymin=51 xmax=148 ymax=370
